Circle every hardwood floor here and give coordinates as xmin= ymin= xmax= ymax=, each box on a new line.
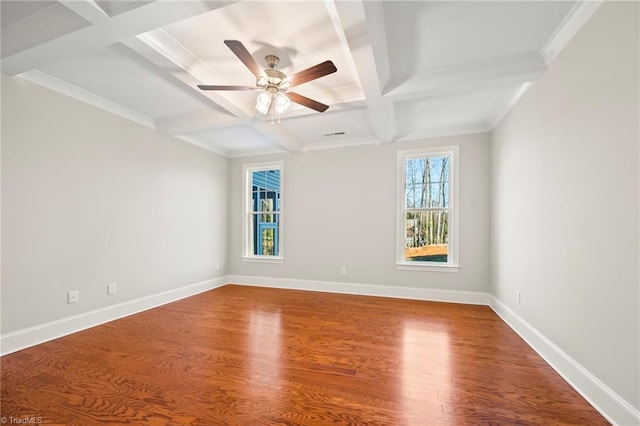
xmin=1 ymin=285 xmax=608 ymax=425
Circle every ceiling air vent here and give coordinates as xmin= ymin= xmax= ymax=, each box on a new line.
xmin=323 ymin=131 xmax=346 ymax=137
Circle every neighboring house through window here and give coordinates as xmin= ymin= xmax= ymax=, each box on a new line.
xmin=397 ymin=146 xmax=459 ymax=271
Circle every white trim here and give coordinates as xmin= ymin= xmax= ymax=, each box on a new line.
xmin=17 ymin=70 xmax=156 ymax=129
xmin=303 ymin=135 xmax=380 ymax=151
xmin=489 ymin=295 xmax=640 ymax=426
xmin=174 ymin=134 xmax=231 ymax=158
xmin=396 ymin=145 xmax=460 ymax=269
xmin=486 ymin=82 xmax=533 ymax=130
xmin=539 ymin=0 xmax=604 ymax=66
xmin=228 ymin=275 xmax=488 ymax=305
xmin=395 ymin=123 xmax=491 ymax=143
xmin=241 ymin=256 xmax=284 ymax=264
xmin=384 ymin=53 xmax=545 ymax=99
xmin=396 ymin=262 xmax=459 ymax=272
xmin=242 ymin=161 xmax=285 ymax=259
xmin=228 ymin=146 xmax=288 ymax=159
xmin=0 ymin=276 xmax=228 ymax=356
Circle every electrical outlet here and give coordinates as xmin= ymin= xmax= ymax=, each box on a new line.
xmin=107 ymin=283 xmax=117 ymax=295
xmin=68 ymin=290 xmax=79 ymax=304
xmin=340 ymin=266 xmax=347 ymax=275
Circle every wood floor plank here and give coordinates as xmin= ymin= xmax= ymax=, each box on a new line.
xmin=1 ymin=285 xmax=609 ymax=425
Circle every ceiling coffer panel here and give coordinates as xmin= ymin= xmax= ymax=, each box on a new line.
xmin=37 ymin=42 xmax=218 ymax=120
xmin=0 ymin=1 xmax=91 ymax=58
xmin=280 ymin=108 xmax=374 ymax=145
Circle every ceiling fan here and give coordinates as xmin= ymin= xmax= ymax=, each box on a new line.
xmin=198 ymin=40 xmax=337 ymax=118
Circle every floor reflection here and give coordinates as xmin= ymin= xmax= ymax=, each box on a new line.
xmin=248 ymin=310 xmax=282 ymax=397
xmin=401 ymin=320 xmax=451 ymax=422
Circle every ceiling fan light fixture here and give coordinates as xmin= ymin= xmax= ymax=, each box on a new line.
xmin=274 ymin=92 xmax=290 ymax=114
xmin=256 ymin=91 xmax=272 ymax=115
xmin=256 ymin=76 xmax=268 ymax=88
xmin=279 ymin=77 xmax=291 ymax=91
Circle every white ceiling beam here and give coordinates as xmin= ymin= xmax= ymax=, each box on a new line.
xmin=1 ymin=1 xmax=240 ymax=75
xmin=18 ymin=69 xmax=155 ymax=129
xmin=155 ymin=111 xmax=241 ymax=135
xmin=303 ymin=135 xmax=380 ymax=152
xmin=367 ymin=103 xmax=396 ymax=144
xmin=252 ymin=122 xmax=304 ymax=153
xmin=174 ymin=134 xmax=232 ymax=158
xmin=485 ymin=82 xmax=533 ymax=129
xmin=396 ymin=122 xmax=492 ymax=143
xmin=57 ymin=0 xmax=109 ymax=23
xmin=361 ymin=1 xmax=392 ymax=95
xmin=332 ymin=0 xmax=396 ymax=144
xmin=384 ymin=54 xmax=547 ymax=101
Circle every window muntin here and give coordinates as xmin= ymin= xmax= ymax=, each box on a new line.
xmin=397 ymin=147 xmax=459 ymax=270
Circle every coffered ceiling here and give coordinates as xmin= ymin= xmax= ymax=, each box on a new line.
xmin=0 ymin=0 xmax=601 ymax=157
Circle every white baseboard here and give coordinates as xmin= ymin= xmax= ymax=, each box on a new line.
xmin=490 ymin=295 xmax=640 ymax=426
xmin=0 ymin=276 xmax=228 ymax=356
xmin=228 ymin=274 xmax=490 ymax=305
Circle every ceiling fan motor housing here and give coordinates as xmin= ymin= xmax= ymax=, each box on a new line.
xmin=257 ymin=55 xmax=290 ymax=91
xmin=265 ymin=54 xmax=279 ymax=69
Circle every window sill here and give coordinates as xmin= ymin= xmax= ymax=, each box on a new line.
xmin=396 ymin=262 xmax=460 ymax=272
xmin=242 ymin=256 xmax=284 ymax=264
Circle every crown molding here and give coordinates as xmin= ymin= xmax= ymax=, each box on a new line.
xmin=303 ymin=135 xmax=380 ymax=151
xmin=486 ymin=82 xmax=533 ymax=129
xmin=540 ymin=0 xmax=604 ymax=66
xmin=396 ymin=123 xmax=491 ymax=143
xmin=174 ymin=135 xmax=232 ymax=157
xmin=18 ymin=70 xmax=155 ymax=129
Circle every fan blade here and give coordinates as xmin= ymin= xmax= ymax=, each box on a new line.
xmin=288 ymin=92 xmax=329 ymax=113
xmin=289 ymin=60 xmax=337 ymax=88
xmin=198 ymin=85 xmax=256 ymax=91
xmin=224 ymin=40 xmax=263 ymax=79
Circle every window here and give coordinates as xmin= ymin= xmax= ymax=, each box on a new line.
xmin=397 ymin=146 xmax=459 ymax=271
xmin=243 ymin=162 xmax=283 ymax=262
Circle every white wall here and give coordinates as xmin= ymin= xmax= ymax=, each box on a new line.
xmin=1 ymin=74 xmax=228 ymax=334
xmin=229 ymin=133 xmax=491 ymax=294
xmin=491 ymin=0 xmax=639 ymax=413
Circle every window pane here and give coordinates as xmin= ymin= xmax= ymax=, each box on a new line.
xmin=405 ymin=156 xmax=449 ymax=209
xmin=252 ymin=213 xmax=279 ymax=256
xmin=253 ymin=170 xmax=280 ymax=198
xmin=404 ymin=211 xmax=448 ymax=262
xmin=427 ymin=156 xmax=449 ymax=183
xmin=259 ymin=198 xmax=273 ymax=212
xmin=405 ymin=182 xmax=423 ymax=208
xmin=425 ymin=182 xmax=449 ymax=208
xmin=261 ymin=227 xmax=275 ymax=255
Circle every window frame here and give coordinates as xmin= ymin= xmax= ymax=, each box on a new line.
xmin=396 ymin=146 xmax=460 ymax=272
xmin=242 ymin=161 xmax=284 ymax=263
